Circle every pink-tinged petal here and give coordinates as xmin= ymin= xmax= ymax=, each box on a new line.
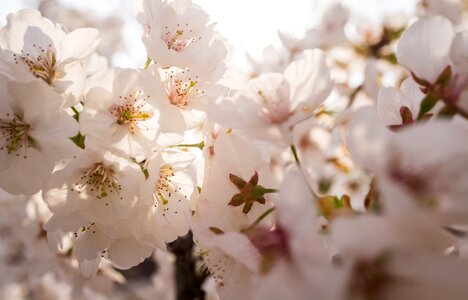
xmin=0 ymin=148 xmax=54 ymax=195
xmin=377 ymin=87 xmax=403 ymax=126
xmin=203 ymin=248 xmax=254 ymax=300
xmin=74 ymin=228 xmax=111 ymax=262
xmin=158 ymin=102 xmax=186 ymax=135
xmin=331 ymin=213 xmax=453 ymax=259
xmin=346 ymin=107 xmax=391 ymax=172
xmin=79 ymin=256 xmax=101 ymax=279
xmin=43 ymin=210 xmax=87 ymax=233
xmin=397 ymin=16 xmax=454 ymax=84
xmin=450 ymin=31 xmax=468 ymax=75
xmin=0 ymin=9 xmax=61 ymax=54
xmin=132 ymin=0 xmax=160 ymax=26
xmin=400 ymin=77 xmax=424 ymax=118
xmin=284 ymin=49 xmax=332 ymax=111
xmin=54 ymin=61 xmax=86 ymax=105
xmin=108 ymin=236 xmax=154 ymax=269
xmin=213 ymin=130 xmax=263 ymax=180
xmin=59 ymin=28 xmax=100 ymax=61
xmin=7 ymin=80 xmax=64 ymax=123
xmin=46 ymin=229 xmax=72 ymax=253
xmin=211 ymin=232 xmax=262 ymax=273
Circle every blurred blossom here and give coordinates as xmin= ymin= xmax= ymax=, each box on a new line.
xmin=1 ymin=0 xmax=468 ymax=299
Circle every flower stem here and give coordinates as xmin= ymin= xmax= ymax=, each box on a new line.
xmin=244 ymin=207 xmax=276 ymax=232
xmin=290 ymin=143 xmax=319 ymax=200
xmin=290 ymin=144 xmax=301 ymax=167
xmin=171 ymin=141 xmax=205 ymax=150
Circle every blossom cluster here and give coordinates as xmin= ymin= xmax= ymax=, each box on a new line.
xmin=0 ymin=0 xmax=468 ymax=299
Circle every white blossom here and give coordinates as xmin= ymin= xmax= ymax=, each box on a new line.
xmin=0 ymin=76 xmax=77 ymax=195
xmin=0 ymin=9 xmax=100 ymax=105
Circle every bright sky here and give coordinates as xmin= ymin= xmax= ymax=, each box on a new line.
xmin=0 ymin=0 xmax=418 ymax=68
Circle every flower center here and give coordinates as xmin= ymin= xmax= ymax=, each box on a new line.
xmin=0 ymin=113 xmax=33 ymax=158
xmin=110 ymin=90 xmax=153 ymax=134
xmin=164 ymin=68 xmax=204 ymax=108
xmin=72 ymin=162 xmax=121 ymax=199
xmin=257 ymin=90 xmax=292 ymax=124
xmin=13 ymin=44 xmax=57 ymax=85
xmin=162 ymin=23 xmax=201 ymax=53
xmin=154 ymin=165 xmax=177 ymax=205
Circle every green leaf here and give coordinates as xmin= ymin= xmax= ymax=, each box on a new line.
xmin=417 ymin=93 xmax=438 ymax=120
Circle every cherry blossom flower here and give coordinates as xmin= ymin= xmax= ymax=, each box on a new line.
xmin=191 ymin=129 xmax=278 ymax=298
xmin=137 ymin=150 xmax=195 ymax=248
xmin=133 ymin=0 xmax=227 ymax=72
xmin=397 ymin=16 xmax=454 ymax=85
xmin=396 ymin=15 xmax=468 ymax=117
xmin=155 ymin=62 xmax=227 ymax=129
xmin=1 ymin=2 xmax=468 ymax=298
xmin=42 ymin=149 xmax=157 ymax=276
xmin=377 ymin=77 xmax=425 ymax=128
xmin=0 ymin=76 xmax=77 ymax=195
xmin=211 ymin=49 xmax=332 ymax=145
xmin=347 ymin=107 xmax=468 ymax=224
xmin=80 ymin=68 xmax=184 ymax=156
xmin=43 ymin=149 xmax=144 ymax=225
xmin=0 ymin=9 xmax=100 ymax=105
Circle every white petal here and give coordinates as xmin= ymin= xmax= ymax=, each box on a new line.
xmin=8 ymin=80 xmax=64 ymax=123
xmin=0 ymin=148 xmax=54 ymax=195
xmin=211 ymin=232 xmax=261 ymax=273
xmin=108 ymin=236 xmax=154 ymax=269
xmin=0 ymin=9 xmax=61 ymax=54
xmin=74 ymin=228 xmax=111 ymax=262
xmin=54 ymin=61 xmax=86 ymax=104
xmin=284 ymin=49 xmax=332 ymax=110
xmin=346 ymin=107 xmax=391 ymax=171
xmin=400 ymin=77 xmax=424 ymax=118
xmin=59 ymin=28 xmax=100 ymax=61
xmin=377 ymin=87 xmax=403 ymax=126
xmin=397 ymin=16 xmax=454 ymax=83
xmin=450 ymin=31 xmax=468 ymax=75
xmin=79 ymin=256 xmax=101 ymax=279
